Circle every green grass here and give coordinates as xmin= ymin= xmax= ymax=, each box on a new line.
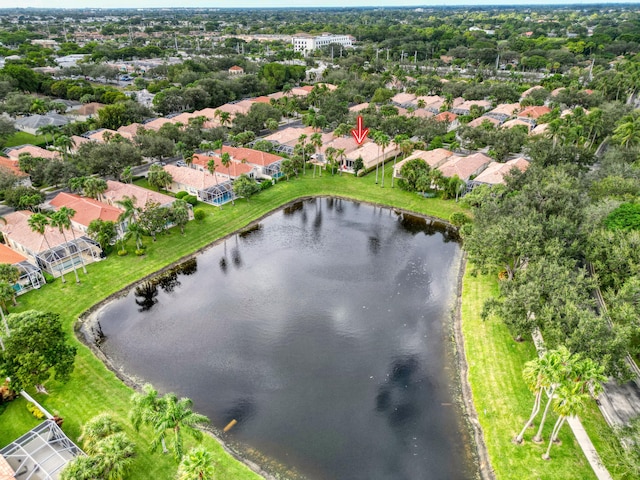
xmin=3 ymin=131 xmax=48 ymax=148
xmin=461 ymin=267 xmax=624 ymax=479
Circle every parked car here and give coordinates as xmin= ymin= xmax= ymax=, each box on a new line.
xmin=152 ymin=161 xmax=166 ymax=166
xmin=176 ymin=160 xmax=187 ymax=167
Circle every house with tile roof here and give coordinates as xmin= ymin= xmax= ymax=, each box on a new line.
xmin=0 ymin=157 xmax=30 ymax=186
xmin=142 ymin=117 xmax=174 ymax=131
xmin=220 ymin=146 xmax=284 ymax=178
xmin=391 ymin=92 xmax=417 ymax=107
xmin=517 ymin=105 xmax=552 ymax=126
xmin=344 ymin=141 xmax=401 ymax=172
xmin=117 ymin=123 xmax=144 ymax=139
xmin=83 ymin=128 xmax=120 ymax=143
xmin=393 ymin=148 xmax=454 ymax=178
xmin=4 ymin=145 xmax=60 ymax=161
xmin=486 ymin=103 xmax=521 ymax=122
xmin=471 ymin=157 xmax=529 ymax=186
xmin=192 ymin=154 xmax=257 ymax=179
xmin=228 ymin=65 xmax=244 ymax=75
xmin=467 ymin=116 xmax=500 ymax=128
xmin=501 ymin=118 xmax=532 ymax=131
xmin=164 ymin=164 xmax=234 ymax=206
xmin=436 ymin=152 xmax=492 ymax=182
xmin=69 ymin=102 xmax=105 ymax=121
xmin=70 ymin=135 xmax=92 ymax=152
xmin=0 ymin=243 xmax=45 ymax=295
xmin=103 ymin=180 xmax=176 ymax=211
xmin=0 ymin=210 xmax=102 ymax=278
xmin=49 ymin=192 xmax=124 ymax=235
xmin=452 ymin=100 xmax=492 ymax=116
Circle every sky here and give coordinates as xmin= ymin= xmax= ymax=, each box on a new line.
xmin=1 ymin=1 xmax=636 ymax=9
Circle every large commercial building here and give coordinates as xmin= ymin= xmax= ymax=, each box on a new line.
xmin=292 ymin=33 xmax=354 ymax=54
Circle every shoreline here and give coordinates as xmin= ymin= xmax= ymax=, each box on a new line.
xmin=75 ymin=196 xmax=488 ymax=480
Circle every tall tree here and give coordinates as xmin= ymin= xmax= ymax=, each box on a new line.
xmin=28 ymin=212 xmax=64 ymax=282
xmin=50 ymin=210 xmax=80 ymax=283
xmin=0 ymin=310 xmax=76 ymax=391
xmin=176 ymin=447 xmax=215 ymax=480
xmin=310 ymin=132 xmax=322 ymax=178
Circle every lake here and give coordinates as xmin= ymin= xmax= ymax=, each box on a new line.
xmin=97 ymin=198 xmax=475 ymax=480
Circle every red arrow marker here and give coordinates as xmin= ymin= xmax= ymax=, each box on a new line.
xmin=351 ymin=115 xmax=369 ymax=145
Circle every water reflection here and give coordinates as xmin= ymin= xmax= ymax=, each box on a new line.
xmin=134 ymin=281 xmax=158 ymax=312
xmin=132 ymin=258 xmax=198 ymax=311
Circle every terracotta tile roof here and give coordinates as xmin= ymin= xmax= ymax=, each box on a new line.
xmin=0 ymin=210 xmax=85 ymax=254
xmin=530 ymin=123 xmax=549 ymax=136
xmin=501 ymin=118 xmax=531 ymax=130
xmin=251 ymin=96 xmax=272 ymax=104
xmin=0 ymin=455 xmax=14 ymax=479
xmin=85 ymin=128 xmax=119 ymax=143
xmin=144 ymin=117 xmax=174 ymax=131
xmin=192 ymin=154 xmax=255 ymax=177
xmin=551 ymin=87 xmax=566 ymax=97
xmin=170 ymin=112 xmax=197 ymax=125
xmin=434 ymin=112 xmax=458 ymax=122
xmin=0 ymin=242 xmax=27 ymax=264
xmin=221 ymin=146 xmax=282 ymax=167
xmin=412 ymin=95 xmax=445 ymax=109
xmin=488 ymin=103 xmax=521 ymax=117
xmin=263 ymin=126 xmax=315 ymax=146
xmin=518 ymin=106 xmax=551 ymax=120
xmin=229 ymin=65 xmax=244 ymax=72
xmin=0 ymin=157 xmax=26 ymax=177
xmin=267 ymin=91 xmax=286 ymax=100
xmin=474 ymin=157 xmax=529 ymax=185
xmin=164 ymin=164 xmax=226 ymax=190
xmin=520 ymin=85 xmax=544 ymax=98
xmin=321 ymin=136 xmax=365 ymax=155
xmin=75 ymin=102 xmax=105 ymax=116
xmin=5 ymin=145 xmax=60 ymax=160
xmin=290 ymin=87 xmax=311 ymax=97
xmin=392 ymin=92 xmax=416 ymax=105
xmin=437 ymin=152 xmax=492 ymax=181
xmin=103 ymin=180 xmax=175 ymax=209
xmin=49 ymin=192 xmax=121 ymax=227
xmin=345 ymin=141 xmax=400 ymax=169
xmin=412 ymin=109 xmax=434 ymax=118
xmin=467 ymin=116 xmax=500 ymax=128
xmin=70 ymin=135 xmax=91 ymax=151
xmin=349 ymin=102 xmax=370 ymax=112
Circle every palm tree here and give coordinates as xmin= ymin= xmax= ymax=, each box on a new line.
xmin=130 ymin=384 xmax=169 ymax=454
xmin=541 ymin=385 xmax=589 ymax=460
xmin=377 ymin=133 xmax=390 ymax=188
xmin=50 ymin=210 xmax=80 ymax=283
xmin=515 ymin=352 xmax=554 ymax=444
xmin=37 ymin=124 xmax=58 ymax=147
xmin=206 ymin=159 xmax=218 ymax=184
xmin=221 ymin=152 xmax=234 ymax=205
xmin=54 ymin=134 xmax=75 ymax=158
xmin=93 ymin=432 xmax=136 ymax=480
xmin=116 ymin=196 xmax=140 ymax=226
xmin=177 ymin=447 xmax=215 ymax=480
xmin=28 ymin=213 xmax=65 ymax=282
xmin=336 ymin=147 xmax=346 ymax=175
xmin=80 ymin=413 xmax=123 ymax=452
xmin=372 ymin=131 xmax=382 ymax=184
xmin=83 ymin=177 xmax=108 ymax=201
xmin=297 ymin=134 xmax=308 ymax=175
xmin=325 ymin=146 xmax=337 ymax=175
xmin=58 ymin=206 xmax=87 ymax=274
xmin=0 ymin=283 xmax=14 ymax=342
xmin=392 ymin=134 xmax=409 ymax=188
xmin=613 ymin=114 xmax=640 ymax=149
xmin=532 ymin=346 xmax=573 ymax=443
xmin=310 ymin=132 xmax=322 ymax=177
xmin=155 ymin=393 xmax=209 ymax=461
xmin=125 ymin=222 xmax=146 ymax=251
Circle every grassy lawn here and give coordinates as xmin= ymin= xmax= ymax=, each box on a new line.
xmin=0 ymin=163 xmax=620 ymax=479
xmin=461 ymin=267 xmax=625 ymax=479
xmin=3 ymin=131 xmax=48 ymax=148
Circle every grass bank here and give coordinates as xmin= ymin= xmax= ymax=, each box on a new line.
xmin=3 ymin=131 xmax=47 ymax=148
xmin=0 ymin=164 xmax=463 ymax=479
xmin=461 ymin=268 xmax=624 ymax=479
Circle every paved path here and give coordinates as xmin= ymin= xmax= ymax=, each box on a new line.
xmin=532 ymin=330 xmax=613 ymax=480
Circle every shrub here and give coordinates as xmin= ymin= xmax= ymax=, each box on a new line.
xmin=135 ymin=249 xmax=146 ymax=256
xmin=450 ymin=212 xmax=471 ymax=227
xmin=117 ymin=249 xmax=128 ymax=256
xmin=175 ymin=191 xmax=189 ymax=199
xmin=193 ymin=209 xmax=206 ymax=222
xmin=26 ymin=402 xmax=45 ymax=420
xmin=260 ymin=180 xmax=273 ymax=190
xmin=184 ymin=195 xmax=198 ymax=206
xmin=43 ymin=271 xmax=55 ymax=283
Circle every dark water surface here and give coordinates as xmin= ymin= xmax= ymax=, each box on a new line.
xmin=98 ymin=198 xmax=475 ymax=480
